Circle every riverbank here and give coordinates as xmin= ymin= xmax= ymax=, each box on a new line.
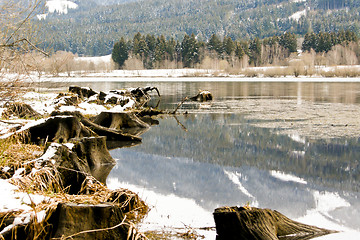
xmin=0 ymin=86 xmax=159 ymax=239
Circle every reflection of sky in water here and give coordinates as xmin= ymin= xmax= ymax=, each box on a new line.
xmin=107 ymin=115 xmax=360 ymax=239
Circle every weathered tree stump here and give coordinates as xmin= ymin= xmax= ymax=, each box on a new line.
xmin=190 ymin=90 xmax=213 ymax=102
xmin=92 ymin=112 xmax=150 ymax=133
xmin=36 ymin=143 xmax=90 ymax=194
xmin=28 ymin=116 xmax=94 ymax=145
xmin=73 ymin=136 xmax=116 ymax=183
xmin=51 ymin=111 xmax=142 ymax=142
xmin=53 ymin=93 xmax=81 ymax=107
xmin=69 ymin=86 xmax=97 ymax=99
xmin=32 ymin=137 xmax=116 ymax=193
xmin=213 ymin=207 xmax=336 ymax=240
xmin=48 ymin=203 xmax=144 ymax=240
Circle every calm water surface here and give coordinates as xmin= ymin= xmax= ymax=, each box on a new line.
xmin=44 ymin=80 xmax=360 ymax=239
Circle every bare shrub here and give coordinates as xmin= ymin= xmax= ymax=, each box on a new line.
xmin=200 ymin=56 xmax=219 ymax=70
xmin=44 ymin=51 xmax=75 ymax=76
xmin=123 ymin=57 xmax=144 ymax=70
xmin=262 ymin=67 xmax=291 ymax=77
xmin=243 ymin=68 xmax=259 ymax=77
xmin=219 ymin=59 xmax=230 ymax=71
xmin=155 ymin=59 xmax=177 ymax=69
xmin=289 ymin=60 xmax=306 ymax=77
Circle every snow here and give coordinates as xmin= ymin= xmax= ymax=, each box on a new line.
xmin=46 ymin=0 xmax=78 ymax=14
xmin=37 ymin=0 xmax=78 ymax=19
xmin=107 ymin=178 xmax=216 ymax=239
xmin=270 ymin=170 xmax=307 ymax=184
xmin=296 ymin=191 xmax=357 ymax=239
xmin=289 ymin=9 xmax=307 ymax=22
xmin=34 ymin=143 xmax=62 ymax=166
xmin=0 ymin=179 xmax=50 ymax=234
xmin=223 ymin=170 xmax=259 ymax=207
xmin=75 ymin=55 xmax=112 ymax=64
xmin=0 ymin=118 xmax=46 ymax=139
xmin=21 ymin=92 xmax=58 ymax=115
xmin=12 ymin=168 xmax=26 ymax=179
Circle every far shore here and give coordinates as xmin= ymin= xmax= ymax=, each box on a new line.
xmin=25 ymin=65 xmax=360 ymax=83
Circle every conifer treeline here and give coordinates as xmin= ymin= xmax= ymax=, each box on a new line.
xmin=302 ymin=30 xmax=358 ymax=53
xmin=112 ymin=30 xmax=358 ymax=69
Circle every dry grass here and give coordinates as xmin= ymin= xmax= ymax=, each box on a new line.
xmin=0 ymin=139 xmax=43 ymax=178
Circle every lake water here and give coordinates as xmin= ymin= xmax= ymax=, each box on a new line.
xmin=43 ymin=79 xmax=360 ymax=239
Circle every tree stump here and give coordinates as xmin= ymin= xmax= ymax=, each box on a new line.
xmin=33 ymin=137 xmax=116 ymax=193
xmin=69 ymin=86 xmax=97 ymax=99
xmin=28 ymin=116 xmax=94 ymax=145
xmin=92 ymin=112 xmax=150 ymax=132
xmin=50 ymin=111 xmax=142 ymax=142
xmin=213 ymin=207 xmax=337 ymax=240
xmin=73 ymin=136 xmax=116 ymax=183
xmin=190 ymin=90 xmax=213 ymax=102
xmin=48 ymin=203 xmax=144 ymax=240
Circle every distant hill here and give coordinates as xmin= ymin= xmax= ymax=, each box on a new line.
xmin=36 ymin=0 xmax=360 ymax=56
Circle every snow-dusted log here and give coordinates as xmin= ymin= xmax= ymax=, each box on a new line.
xmin=213 ymin=207 xmax=336 ymax=240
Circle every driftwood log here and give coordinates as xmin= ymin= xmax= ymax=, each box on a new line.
xmin=130 ymin=86 xmax=160 ymax=99
xmin=213 ymin=207 xmax=336 ymax=240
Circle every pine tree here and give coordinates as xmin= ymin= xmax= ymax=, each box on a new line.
xmin=249 ymin=37 xmax=262 ymax=66
xmin=181 ymin=33 xmax=200 ymax=68
xmin=223 ymin=36 xmax=235 ymax=56
xmin=235 ymin=41 xmax=245 ymax=59
xmin=279 ymin=32 xmax=297 ymax=53
xmin=208 ymin=34 xmax=222 ymax=56
xmin=111 ymin=37 xmax=128 ymax=68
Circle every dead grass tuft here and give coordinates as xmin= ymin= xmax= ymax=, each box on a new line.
xmin=2 ymin=102 xmax=41 ymax=120
xmin=0 ymin=139 xmax=43 ymax=178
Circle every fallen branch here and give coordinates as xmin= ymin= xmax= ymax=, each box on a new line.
xmin=172 ymin=97 xmax=188 ymax=114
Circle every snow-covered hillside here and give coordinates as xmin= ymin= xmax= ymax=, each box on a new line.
xmin=37 ymin=0 xmax=78 ymax=20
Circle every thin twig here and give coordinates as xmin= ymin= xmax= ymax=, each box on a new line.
xmin=5 ymin=0 xmax=42 ymax=45
xmin=1 ymin=38 xmax=49 ymax=56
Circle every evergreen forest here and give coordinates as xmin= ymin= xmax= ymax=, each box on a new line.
xmin=111 ymin=31 xmax=358 ymax=69
xmin=37 ymin=0 xmax=360 ymax=56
